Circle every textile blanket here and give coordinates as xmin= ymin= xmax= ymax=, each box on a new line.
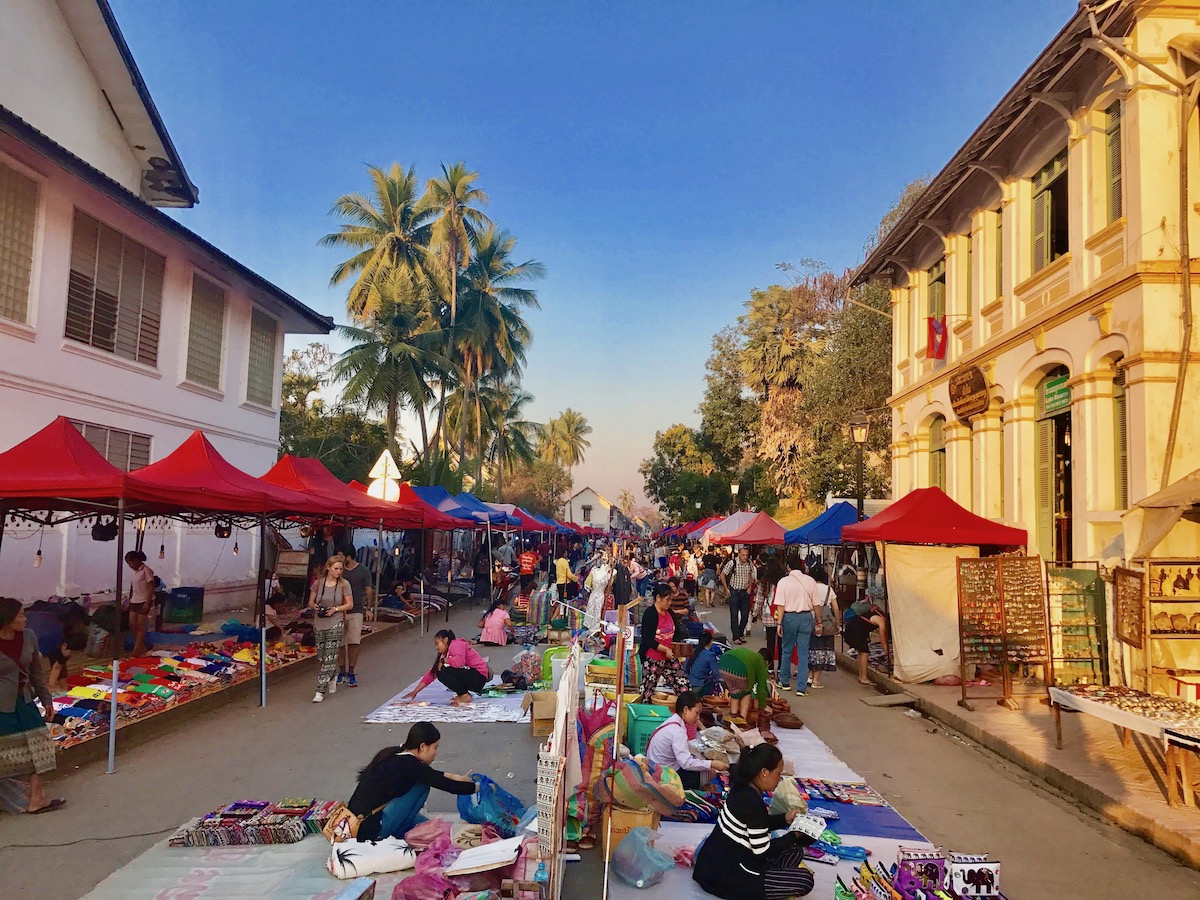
xmin=364 ymin=677 xmax=527 ymax=725
xmin=885 ymin=544 xmax=977 ymax=682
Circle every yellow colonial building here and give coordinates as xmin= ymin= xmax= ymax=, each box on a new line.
xmin=858 ymin=1 xmax=1200 ymax=570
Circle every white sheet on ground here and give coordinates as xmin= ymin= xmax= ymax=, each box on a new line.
xmin=364 ymin=676 xmax=527 ymax=724
xmin=885 ymin=544 xmax=977 ymax=682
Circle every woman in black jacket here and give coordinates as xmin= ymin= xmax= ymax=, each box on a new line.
xmin=693 ymin=744 xmax=815 ymax=899
xmin=347 ymin=721 xmax=477 ymax=841
xmin=637 ymin=584 xmax=691 ymax=703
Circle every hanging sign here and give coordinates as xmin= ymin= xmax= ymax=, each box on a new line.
xmin=1042 ymin=375 xmax=1071 ymax=416
xmin=367 ymin=449 xmax=401 ymax=502
xmin=949 ymin=366 xmax=990 ymax=420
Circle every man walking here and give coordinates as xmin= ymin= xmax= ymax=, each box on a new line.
xmin=771 ymin=557 xmax=817 ymax=696
xmin=338 ymin=545 xmax=373 ymax=687
xmin=720 ymin=546 xmax=756 ymax=644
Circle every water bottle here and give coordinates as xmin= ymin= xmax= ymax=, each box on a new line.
xmin=534 ymin=861 xmax=549 ymax=885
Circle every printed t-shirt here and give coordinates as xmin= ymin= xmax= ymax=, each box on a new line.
xmin=519 ymin=551 xmax=538 ymax=575
xmin=646 ymin=611 xmax=675 ymax=661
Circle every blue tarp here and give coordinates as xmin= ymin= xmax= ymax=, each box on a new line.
xmin=409 ymin=485 xmax=482 ymax=523
xmin=784 ymin=501 xmax=862 ymax=545
xmin=454 ymin=491 xmax=520 ymax=526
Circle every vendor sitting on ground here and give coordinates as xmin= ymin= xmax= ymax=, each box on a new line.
xmin=477 ymin=597 xmax=513 ymax=646
xmin=347 ymin=721 xmax=477 ymax=842
xmin=693 ymin=744 xmax=815 ymax=900
xmin=717 ymin=645 xmax=772 ymax=725
xmin=403 ymin=630 xmax=491 ymax=706
xmin=645 ymin=691 xmax=729 ymax=791
xmin=686 ymin=632 xmax=720 ymax=698
xmin=388 ymin=581 xmax=421 ymax=614
xmin=845 ymin=597 xmax=889 ymax=686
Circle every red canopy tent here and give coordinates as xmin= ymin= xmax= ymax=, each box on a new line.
xmin=0 ymin=416 xmax=133 ymax=513
xmin=840 ymin=487 xmax=1027 ymax=546
xmin=705 ymin=511 xmax=785 ymax=546
xmin=262 ymin=455 xmax=425 ymax=529
xmin=129 ymin=432 xmax=326 ymax=518
xmin=349 ymin=480 xmax=369 ymax=493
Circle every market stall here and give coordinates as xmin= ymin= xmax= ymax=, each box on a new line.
xmin=702 ymin=511 xmax=784 ymax=546
xmin=783 ymin=501 xmax=860 ymax=546
xmin=841 ymin=487 xmax=1027 ymax=683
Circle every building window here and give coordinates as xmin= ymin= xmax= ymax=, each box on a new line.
xmin=1032 ymin=151 xmax=1069 ymax=273
xmin=929 ymin=415 xmax=947 ymax=491
xmin=994 ymin=213 xmax=1003 ymax=299
xmin=246 ymin=308 xmax=278 ymax=407
xmin=1105 ymin=102 xmax=1123 ymax=224
xmin=65 ymin=210 xmax=163 ymax=366
xmin=927 ymin=257 xmax=946 ymax=318
xmin=68 ymin=419 xmax=150 ymax=471
xmin=0 ymin=160 xmax=38 ymax=324
xmin=581 ymin=505 xmax=592 ymax=523
xmin=186 ymin=275 xmax=226 ymax=389
xmin=1114 ymin=368 xmax=1128 ymax=509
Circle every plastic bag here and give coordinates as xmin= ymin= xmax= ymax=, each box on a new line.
xmin=611 ymin=826 xmax=675 ymax=889
xmin=404 ymin=818 xmax=450 ymax=851
xmin=768 ymin=777 xmax=808 ymax=816
xmin=457 ymin=773 xmax=528 ymax=838
xmin=578 ymin=697 xmax=614 ymax=741
xmin=390 ymin=870 xmax=458 ymax=900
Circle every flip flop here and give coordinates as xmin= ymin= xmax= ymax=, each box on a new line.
xmin=26 ymin=798 xmax=66 ymax=814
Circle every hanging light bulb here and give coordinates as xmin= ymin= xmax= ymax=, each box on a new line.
xmin=158 ymin=543 xmax=166 ymax=560
xmin=33 ymin=526 xmax=44 ymax=568
xmin=233 ymin=539 xmax=239 ymax=557
xmin=394 ymin=546 xmax=401 ymax=556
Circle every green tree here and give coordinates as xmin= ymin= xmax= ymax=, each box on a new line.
xmin=332 ymin=269 xmax=452 ymax=462
xmin=482 ymin=380 xmax=540 ymax=502
xmin=505 ymin=458 xmax=572 ymax=518
xmin=320 ymin=163 xmax=437 ymax=320
xmin=698 ymin=325 xmax=759 ymax=473
xmin=424 ymin=162 xmax=491 ymax=328
xmin=540 ymin=408 xmax=592 ymax=492
xmin=616 ymin=489 xmax=636 ymax=515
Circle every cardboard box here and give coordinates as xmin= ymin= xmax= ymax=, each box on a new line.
xmin=521 ymin=690 xmax=558 ymax=736
xmin=600 ymin=805 xmax=660 ymax=861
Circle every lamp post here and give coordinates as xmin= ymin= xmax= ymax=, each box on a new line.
xmin=849 ymin=414 xmax=870 ymax=521
xmin=730 ymin=482 xmax=740 ymax=512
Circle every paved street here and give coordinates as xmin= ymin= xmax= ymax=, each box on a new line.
xmin=4 ymin=611 xmax=1199 ymax=899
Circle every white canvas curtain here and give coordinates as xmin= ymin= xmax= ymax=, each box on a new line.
xmin=884 ymin=544 xmax=978 ymax=683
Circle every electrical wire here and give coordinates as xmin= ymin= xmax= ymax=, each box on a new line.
xmin=0 ymin=825 xmax=176 ymax=850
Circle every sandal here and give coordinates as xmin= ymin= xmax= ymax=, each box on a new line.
xmin=26 ymin=798 xmax=66 ymax=814
xmin=577 ymin=835 xmax=596 ymax=850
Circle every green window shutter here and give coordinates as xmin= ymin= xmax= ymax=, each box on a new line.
xmin=1036 ymin=419 xmax=1055 ymax=559
xmin=1114 ymin=371 xmax=1128 ymax=509
xmin=966 ymin=238 xmax=974 ymax=317
xmin=995 ymin=214 xmax=1003 ymax=299
xmin=1032 ymin=189 xmax=1048 ymax=273
xmin=1106 ymin=102 xmax=1123 ymax=223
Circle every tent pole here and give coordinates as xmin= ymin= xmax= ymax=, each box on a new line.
xmin=0 ymin=506 xmax=6 ymax=561
xmin=373 ymin=518 xmax=384 ymax=621
xmin=106 ymin=498 xmax=126 ymax=775
xmin=258 ymin=514 xmax=267 ymax=708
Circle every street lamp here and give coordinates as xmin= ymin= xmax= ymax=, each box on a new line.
xmin=849 ymin=414 xmax=870 ymax=521
xmin=730 ymin=482 xmax=740 ymax=512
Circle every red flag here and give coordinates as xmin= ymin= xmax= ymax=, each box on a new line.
xmin=927 ymin=315 xmax=948 ymax=360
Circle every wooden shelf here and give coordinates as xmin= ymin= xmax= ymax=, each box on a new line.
xmin=1149 ymin=599 xmax=1200 ymax=604
xmin=1149 ymin=632 xmax=1200 ymax=639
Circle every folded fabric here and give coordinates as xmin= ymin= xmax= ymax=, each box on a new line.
xmin=327 ymin=837 xmax=418 ymax=879
xmin=594 ymin=756 xmax=686 ymax=817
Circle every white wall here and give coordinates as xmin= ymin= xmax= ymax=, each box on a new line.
xmin=0 ymin=0 xmax=143 ymax=192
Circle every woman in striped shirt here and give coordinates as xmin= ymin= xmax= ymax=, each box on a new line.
xmin=693 ymin=744 xmax=815 ymax=899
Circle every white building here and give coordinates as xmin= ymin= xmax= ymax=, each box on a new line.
xmin=0 ymin=1 xmax=331 ymax=608
xmin=566 ymin=487 xmax=637 ymax=533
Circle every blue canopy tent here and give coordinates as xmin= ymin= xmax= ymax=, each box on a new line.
xmin=532 ymin=513 xmax=572 ymax=534
xmin=784 ymin=501 xmax=862 ymax=545
xmin=453 ymin=491 xmax=519 ymax=525
xmin=409 ymin=485 xmax=480 ymax=522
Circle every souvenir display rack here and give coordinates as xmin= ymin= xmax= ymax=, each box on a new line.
xmin=1046 ymin=562 xmax=1107 ymax=687
xmin=1143 ymin=558 xmax=1200 ymax=696
xmin=956 ymin=555 xmax=1052 ymax=711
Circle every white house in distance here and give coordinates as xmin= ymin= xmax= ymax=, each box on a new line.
xmin=0 ymin=1 xmax=332 ymax=608
xmin=565 ymin=487 xmax=639 ymax=534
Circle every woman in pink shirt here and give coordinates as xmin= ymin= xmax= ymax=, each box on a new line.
xmin=403 ymin=630 xmax=491 ymax=706
xmin=478 ymin=599 xmax=513 ymax=646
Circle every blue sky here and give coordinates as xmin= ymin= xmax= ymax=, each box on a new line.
xmin=111 ymin=0 xmax=1078 ymax=507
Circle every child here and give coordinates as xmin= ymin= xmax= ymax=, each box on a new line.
xmin=686 ymin=631 xmax=719 ymax=697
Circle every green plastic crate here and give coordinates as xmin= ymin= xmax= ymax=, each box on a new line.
xmin=626 ymin=703 xmax=671 ymax=756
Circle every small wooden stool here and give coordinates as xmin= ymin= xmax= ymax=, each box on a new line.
xmin=1165 ymin=727 xmax=1200 ymax=808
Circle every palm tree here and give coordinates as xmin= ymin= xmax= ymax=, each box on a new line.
xmin=424 ymin=163 xmax=491 ymax=328
xmin=320 ymin=163 xmax=438 ymax=320
xmin=452 ymin=226 xmax=543 ymax=472
xmin=616 ymin=489 xmax=636 ymax=515
xmin=480 ymin=380 xmax=539 ymax=502
xmin=332 ymin=270 xmax=453 ymax=461
xmin=541 ymin=409 xmax=592 ymax=516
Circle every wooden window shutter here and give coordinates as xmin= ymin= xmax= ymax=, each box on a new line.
xmin=995 ymin=214 xmax=1003 ymax=299
xmin=1106 ymin=102 xmax=1123 ymax=223
xmin=186 ymin=275 xmax=226 ymax=389
xmin=966 ymin=237 xmax=974 ymax=317
xmin=1032 ymin=189 xmax=1048 ymax=273
xmin=0 ymin=160 xmax=38 ymax=323
xmin=1036 ymin=419 xmax=1055 ymax=559
xmin=65 ymin=211 xmax=99 ymax=344
xmin=1114 ymin=370 xmax=1128 ymax=509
